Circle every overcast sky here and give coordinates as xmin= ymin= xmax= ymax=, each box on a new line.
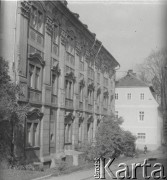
xmin=67 ymin=0 xmax=166 ymax=78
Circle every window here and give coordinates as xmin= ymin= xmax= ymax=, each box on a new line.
xmin=52 ymin=74 xmax=57 ymax=95
xmin=115 ymin=93 xmax=118 ymax=100
xmin=79 ymin=61 xmax=84 ymax=71
xmin=115 ymin=111 xmax=118 ymax=118
xmin=88 ymin=89 xmax=93 ymax=105
xmin=29 ymin=64 xmax=41 ymax=90
xmin=79 ymin=73 xmax=84 ymax=80
xmin=30 ymin=5 xmax=44 ymax=34
xmin=140 ymin=93 xmax=144 ymax=100
xmin=26 ymin=122 xmax=40 ymax=147
xmin=65 ymin=123 xmax=72 ymax=144
xmin=28 ymin=45 xmax=44 ymax=58
xmin=50 ymin=109 xmax=55 ymax=144
xmin=35 ymin=67 xmax=40 ymax=89
xmin=103 ymin=96 xmax=108 ymax=108
xmin=65 ymin=80 xmax=73 ymax=99
xmin=66 ymin=35 xmax=75 ymax=67
xmin=29 ymin=64 xmax=34 ymax=88
xmin=66 ymin=53 xmax=75 ymax=66
xmin=97 ymin=87 xmax=100 ymax=104
xmin=52 ymin=59 xmax=58 ymax=67
xmin=88 ymin=67 xmax=94 ymax=79
xmin=127 ymin=93 xmax=131 ymax=100
xmin=78 ymin=122 xmax=82 ymax=144
xmin=53 ymin=26 xmax=59 ymax=45
xmin=139 ymin=111 xmax=144 ymax=121
xmin=137 ymin=133 xmax=146 ymax=142
xmin=52 ymin=26 xmax=59 ymax=55
xmin=79 ymin=85 xmax=83 ymax=102
xmin=87 ymin=123 xmax=93 ymax=143
xmin=97 ymin=73 xmax=100 ymax=83
xmin=104 ymin=77 xmax=108 ymax=87
xmin=66 ymin=66 xmax=74 ymax=74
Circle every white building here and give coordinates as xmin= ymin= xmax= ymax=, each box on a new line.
xmin=115 ymin=70 xmax=162 ymax=151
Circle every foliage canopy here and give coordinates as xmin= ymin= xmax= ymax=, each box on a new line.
xmin=82 ymin=115 xmax=136 ymax=161
xmin=0 ymin=57 xmax=29 ymax=165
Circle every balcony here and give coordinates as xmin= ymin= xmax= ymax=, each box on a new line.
xmin=65 ymin=98 xmax=73 ymax=109
xmin=79 ymin=102 xmax=83 ymax=109
xmin=51 ymin=94 xmax=58 ymax=106
xmin=28 ymin=88 xmax=42 ymax=103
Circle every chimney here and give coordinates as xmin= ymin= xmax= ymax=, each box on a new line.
xmin=60 ymin=0 xmax=68 ymax=6
xmin=73 ymin=13 xmax=80 ymax=19
xmin=127 ymin=69 xmax=136 ymax=76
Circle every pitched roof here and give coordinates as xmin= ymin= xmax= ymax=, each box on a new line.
xmin=116 ymin=70 xmax=149 ymax=88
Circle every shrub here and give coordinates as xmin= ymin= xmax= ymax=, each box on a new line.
xmin=123 ymin=131 xmax=136 ymax=157
xmin=55 ymin=160 xmax=68 ymax=172
xmin=81 ymin=115 xmax=136 ymax=160
xmin=0 ymin=57 xmax=29 ymax=167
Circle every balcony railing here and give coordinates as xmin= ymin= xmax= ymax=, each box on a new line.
xmin=79 ymin=102 xmax=83 ymax=109
xmin=65 ymin=98 xmax=73 ymax=109
xmin=28 ymin=88 xmax=42 ymax=103
xmin=51 ymin=94 xmax=58 ymax=106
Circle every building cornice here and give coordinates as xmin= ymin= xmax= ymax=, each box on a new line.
xmin=30 ymin=0 xmax=119 ymax=75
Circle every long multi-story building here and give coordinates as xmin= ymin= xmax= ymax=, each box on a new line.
xmin=0 ymin=1 xmax=119 ymax=166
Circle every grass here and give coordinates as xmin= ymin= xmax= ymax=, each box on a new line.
xmin=0 ymin=150 xmax=147 ymax=180
xmin=0 ymin=169 xmax=50 ymax=180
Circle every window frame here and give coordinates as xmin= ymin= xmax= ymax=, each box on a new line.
xmin=52 ymin=73 xmax=58 ymax=95
xmin=97 ymin=72 xmax=100 ymax=83
xmin=65 ymin=79 xmax=73 ymax=100
xmin=127 ymin=93 xmax=131 ymax=100
xmin=137 ymin=133 xmax=146 ymax=143
xmin=30 ymin=4 xmax=44 ymax=35
xmin=140 ymin=93 xmax=144 ymax=100
xmin=115 ymin=93 xmax=118 ymax=100
xmin=64 ymin=122 xmax=72 ymax=145
xmin=139 ymin=111 xmax=144 ymax=121
xmin=79 ymin=85 xmax=83 ymax=102
xmin=26 ymin=120 xmax=40 ymax=148
xmin=28 ymin=62 xmax=42 ymax=91
xmin=88 ymin=89 xmax=93 ymax=105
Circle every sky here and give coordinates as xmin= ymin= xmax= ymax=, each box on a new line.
xmin=67 ymin=0 xmax=166 ymax=78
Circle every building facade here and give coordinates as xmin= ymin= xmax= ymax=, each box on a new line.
xmin=0 ymin=1 xmax=119 ymax=166
xmin=115 ymin=70 xmax=162 ymax=151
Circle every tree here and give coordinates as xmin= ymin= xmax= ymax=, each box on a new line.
xmin=136 ymin=49 xmax=167 ymax=98
xmin=82 ymin=115 xmax=136 ymax=161
xmin=95 ymin=116 xmax=136 ymax=159
xmin=0 ymin=57 xmax=29 ymax=165
xmin=161 ymin=52 xmax=167 ymax=144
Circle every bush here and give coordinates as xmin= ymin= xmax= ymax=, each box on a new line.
xmin=0 ymin=58 xmax=30 ymax=165
xmin=81 ymin=115 xmax=136 ymax=160
xmin=55 ymin=160 xmax=68 ymax=172
xmin=123 ymin=131 xmax=136 ymax=157
xmin=79 ymin=143 xmax=97 ymax=162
